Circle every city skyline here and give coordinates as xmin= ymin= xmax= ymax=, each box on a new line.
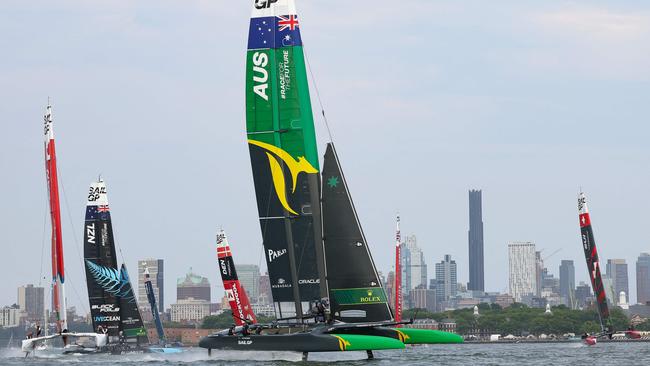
xmin=2 ymin=1 xmax=649 ymax=310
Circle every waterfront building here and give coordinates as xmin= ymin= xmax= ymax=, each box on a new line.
xmin=17 ymin=284 xmax=44 ymax=321
xmin=258 ymin=272 xmax=272 ymax=305
xmin=575 ymin=281 xmax=593 ymax=308
xmin=137 ymin=259 xmax=164 ymax=313
xmin=508 ymin=241 xmax=537 ymax=302
xmin=468 ymin=189 xmax=484 ymax=292
xmin=410 ymin=288 xmax=436 ymax=313
xmin=177 ymin=268 xmax=211 ymax=302
xmin=170 ymin=298 xmax=211 ymax=323
xmin=435 ymin=255 xmax=457 ymax=309
xmin=559 ymin=260 xmax=575 ymax=306
xmin=0 ymin=305 xmax=20 ymax=328
xmin=606 ymin=259 xmax=629 ymax=304
xmin=237 ymin=264 xmax=260 ymax=302
xmin=637 ymin=253 xmax=650 ymax=304
xmin=385 ymin=271 xmax=396 ymax=310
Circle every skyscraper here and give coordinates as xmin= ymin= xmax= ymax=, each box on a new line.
xmin=508 ymin=241 xmax=537 ymax=302
xmin=138 ymin=259 xmax=164 ymax=312
xmin=606 ymin=259 xmax=629 ymax=304
xmin=434 ymin=255 xmax=457 ymax=308
xmin=17 ymin=284 xmax=44 ymax=320
xmin=237 ymin=264 xmax=260 ymax=302
xmin=177 ymin=268 xmax=211 ymax=302
xmin=637 ymin=253 xmax=650 ymax=305
xmin=559 ymin=260 xmax=575 ymax=305
xmin=400 ymin=235 xmax=427 ymax=309
xmin=468 ymin=189 xmax=484 ymax=292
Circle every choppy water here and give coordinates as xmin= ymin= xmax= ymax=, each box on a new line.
xmin=2 ymin=342 xmax=650 ymax=365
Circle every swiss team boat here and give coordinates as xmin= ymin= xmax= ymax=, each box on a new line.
xmin=199 ymin=0 xmax=461 ymax=359
xmin=22 ymin=104 xmax=107 ymax=356
xmin=577 ymin=191 xmax=613 ymax=345
xmin=82 ymin=179 xmax=151 ymax=354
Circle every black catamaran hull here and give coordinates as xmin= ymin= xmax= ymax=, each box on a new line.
xmin=198 ymin=328 xmax=404 ymax=353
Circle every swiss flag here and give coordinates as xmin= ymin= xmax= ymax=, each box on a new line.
xmin=579 ymin=213 xmax=591 ymax=228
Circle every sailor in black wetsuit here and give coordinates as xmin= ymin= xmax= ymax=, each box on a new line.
xmin=228 ymin=324 xmax=236 ymax=336
xmin=242 ymin=322 xmax=250 ymax=336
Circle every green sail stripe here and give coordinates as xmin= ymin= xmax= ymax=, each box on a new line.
xmin=246 ymin=46 xmax=319 ymax=169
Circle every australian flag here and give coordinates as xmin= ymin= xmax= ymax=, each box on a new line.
xmin=248 ymin=15 xmax=302 ymax=50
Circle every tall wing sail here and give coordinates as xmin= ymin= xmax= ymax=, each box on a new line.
xmin=43 ymin=103 xmax=68 ymax=331
xmin=84 ymin=180 xmax=147 ymax=342
xmin=578 ymin=192 xmax=612 ymax=334
xmin=322 ymin=143 xmax=393 ymax=323
xmin=84 ymin=180 xmax=121 ymax=336
xmin=246 ymin=0 xmax=326 ymax=319
xmin=216 ymin=230 xmax=257 ymax=326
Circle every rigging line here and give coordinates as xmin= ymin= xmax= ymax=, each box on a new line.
xmin=303 ymin=47 xmax=334 ymax=143
xmin=39 ymin=182 xmax=49 ymax=287
xmin=57 ymin=169 xmax=90 ymax=315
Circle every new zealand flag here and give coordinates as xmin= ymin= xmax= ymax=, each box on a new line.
xmin=248 ymin=15 xmax=302 ymax=50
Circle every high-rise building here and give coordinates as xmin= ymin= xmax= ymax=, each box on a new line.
xmin=559 ymin=260 xmax=575 ymax=305
xmin=410 ymin=288 xmax=436 ymax=313
xmin=177 ymin=268 xmax=211 ymax=302
xmin=535 ymin=251 xmax=544 ymax=297
xmin=434 ymin=255 xmax=457 ymax=308
xmin=468 ymin=189 xmax=484 ymax=291
xmin=575 ymin=281 xmax=593 ymax=308
xmin=258 ymin=272 xmax=272 ymax=305
xmin=402 ymin=235 xmax=427 ymax=295
xmin=237 ymin=265 xmax=260 ymax=302
xmin=508 ymin=241 xmax=537 ymax=302
xmin=138 ymin=259 xmax=164 ymax=313
xmin=637 ymin=253 xmax=650 ymax=305
xmin=385 ymin=271 xmax=396 ymax=310
xmin=606 ymin=259 xmax=629 ymax=304
xmin=17 ymin=284 xmax=44 ymax=320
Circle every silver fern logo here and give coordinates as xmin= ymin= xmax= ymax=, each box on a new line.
xmin=85 ymin=260 xmax=136 ymax=302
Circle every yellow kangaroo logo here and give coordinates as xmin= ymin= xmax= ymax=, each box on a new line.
xmin=332 ymin=335 xmax=351 ymax=351
xmin=248 ymin=139 xmax=318 ymax=215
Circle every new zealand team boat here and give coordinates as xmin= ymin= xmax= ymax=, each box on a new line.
xmin=22 ymin=104 xmax=107 ymax=356
xmin=199 ymin=0 xmax=462 ymax=358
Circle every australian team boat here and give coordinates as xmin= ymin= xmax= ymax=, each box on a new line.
xmin=199 ymin=0 xmax=462 ymax=359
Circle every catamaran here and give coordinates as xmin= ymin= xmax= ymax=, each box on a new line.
xmin=216 ymin=230 xmax=257 ymax=327
xmin=578 ymin=191 xmax=613 ymax=345
xmin=22 ymin=104 xmax=107 ymax=356
xmin=82 ymin=179 xmax=151 ymax=354
xmin=199 ymin=0 xmax=462 ymax=358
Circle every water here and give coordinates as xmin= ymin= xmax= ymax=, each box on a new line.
xmin=2 ymin=342 xmax=650 ymax=365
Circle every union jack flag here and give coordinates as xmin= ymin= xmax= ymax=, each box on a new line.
xmin=98 ymin=205 xmax=110 ymax=212
xmin=277 ymin=15 xmax=299 ymax=32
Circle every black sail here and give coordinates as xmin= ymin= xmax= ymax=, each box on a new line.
xmin=83 ymin=180 xmax=147 ymax=341
xmin=321 ymin=143 xmax=393 ymax=323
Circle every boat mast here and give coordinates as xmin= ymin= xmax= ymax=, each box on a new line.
xmin=144 ymin=268 xmax=166 ymax=344
xmin=395 ymin=214 xmax=402 ymax=324
xmin=44 ymin=102 xmax=68 ymax=332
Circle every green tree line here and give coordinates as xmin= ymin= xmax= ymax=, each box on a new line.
xmin=403 ymin=303 xmax=630 ymax=335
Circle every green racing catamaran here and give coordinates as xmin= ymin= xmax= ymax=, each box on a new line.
xmin=199 ymin=0 xmax=462 ymax=358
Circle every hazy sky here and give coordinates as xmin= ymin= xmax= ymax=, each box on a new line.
xmin=1 ymin=1 xmax=649 ymax=312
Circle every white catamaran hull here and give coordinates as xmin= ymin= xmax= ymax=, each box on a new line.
xmin=22 ymin=333 xmax=108 ymax=354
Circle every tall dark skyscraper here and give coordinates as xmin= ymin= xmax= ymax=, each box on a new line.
xmin=637 ymin=253 xmax=650 ymax=305
xmin=559 ymin=260 xmax=575 ymax=305
xmin=468 ymin=189 xmax=484 ymax=291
